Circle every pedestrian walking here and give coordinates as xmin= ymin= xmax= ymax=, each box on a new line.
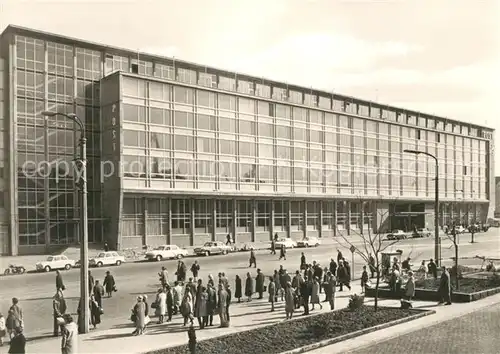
xmin=273 ymin=270 xmax=281 ymax=302
xmin=206 ymin=284 xmax=217 ymax=326
xmin=428 ymin=259 xmax=438 ymax=279
xmin=173 ymin=281 xmax=183 ymax=315
xmin=284 ymin=282 xmax=295 ymax=319
xmin=270 ymin=239 xmax=276 ymax=255
xmin=249 ymin=249 xmax=257 ymax=268
xmin=155 ymin=288 xmax=167 ymax=324
xmin=165 ymin=285 xmax=174 ymax=322
xmin=93 ymin=280 xmax=104 ymax=308
xmin=218 ymin=284 xmax=230 ymax=328
xmin=234 ymin=275 xmax=242 ymax=303
xmin=131 ymin=296 xmax=146 ymax=336
xmin=191 ymin=261 xmax=200 ymax=281
xmin=176 ymin=260 xmax=187 ymax=282
xmin=6 ymin=298 xmax=23 ymax=340
xmin=226 ymin=233 xmax=232 ymax=246
xmin=195 ymin=287 xmax=208 ymax=329
xmin=226 ymin=285 xmax=232 ymax=321
xmin=438 ymin=266 xmax=452 ymax=305
xmin=268 ymin=277 xmax=276 ymax=312
xmin=89 ymin=294 xmax=102 ymax=329
xmin=103 ymin=242 xmax=109 ymax=252
xmin=103 ymin=271 xmax=116 ymax=297
xmin=311 ymin=277 xmax=323 ymax=310
xmin=55 ymin=270 xmax=65 ymax=292
xmin=301 ymin=253 xmax=307 ymax=270
xmin=53 ymin=291 xmax=66 ymax=337
xmin=361 ymin=266 xmax=369 ymax=293
xmin=300 ymin=277 xmax=311 ymax=315
xmin=279 ymin=244 xmax=287 ymax=260
xmin=405 ymin=271 xmax=415 ymax=302
xmin=245 ymin=272 xmax=254 ymax=301
xmin=8 ymin=327 xmax=25 ymax=354
xmin=159 ymin=266 xmax=169 ymax=289
xmin=324 ymin=272 xmax=336 ymax=310
xmin=337 ymin=249 xmax=343 ymax=264
xmin=181 ymin=292 xmax=194 ymax=326
xmin=256 ymin=269 xmax=265 ymax=299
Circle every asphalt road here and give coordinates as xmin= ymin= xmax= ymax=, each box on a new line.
xmin=1 ymin=230 xmax=499 ymax=341
xmin=348 ymin=303 xmax=500 ymax=354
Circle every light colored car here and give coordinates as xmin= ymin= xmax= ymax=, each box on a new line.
xmin=194 ymin=241 xmax=232 ymax=256
xmin=297 ymin=237 xmax=321 ymax=248
xmin=275 ymin=238 xmax=297 ymax=249
xmin=387 ymin=230 xmax=408 ymax=240
xmin=89 ymin=251 xmax=125 ymax=267
xmin=455 ymin=226 xmax=466 ymax=234
xmin=145 ymin=245 xmax=189 ymax=262
xmin=412 ymin=228 xmax=431 ymax=238
xmin=36 ymin=255 xmax=76 ymax=272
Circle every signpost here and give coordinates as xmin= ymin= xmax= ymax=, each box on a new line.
xmin=350 ymin=245 xmax=356 ymax=280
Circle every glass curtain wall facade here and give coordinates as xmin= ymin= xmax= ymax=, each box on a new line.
xmin=0 ymin=25 xmax=494 ymax=254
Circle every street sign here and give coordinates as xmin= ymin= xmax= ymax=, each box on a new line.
xmin=350 ymin=245 xmax=356 ymax=253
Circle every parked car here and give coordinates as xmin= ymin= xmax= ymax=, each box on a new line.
xmin=455 ymin=226 xmax=466 ymax=234
xmin=296 ymin=237 xmax=321 ymax=248
xmin=89 ymin=251 xmax=125 ymax=267
xmin=36 ymin=255 xmax=76 ymax=272
xmin=194 ymin=241 xmax=232 ymax=256
xmin=412 ymin=228 xmax=432 ymax=238
xmin=387 ymin=230 xmax=408 ymax=240
xmin=145 ymin=245 xmax=189 ymax=261
xmin=275 ymin=238 xmax=297 ymax=249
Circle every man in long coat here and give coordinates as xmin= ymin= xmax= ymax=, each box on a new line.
xmin=88 ymin=271 xmax=95 ymax=296
xmin=217 ymin=284 xmax=230 ymax=328
xmin=255 ymin=269 xmax=265 ymax=299
xmin=53 ymin=291 xmax=67 ymax=337
xmin=300 ymin=277 xmax=311 ymax=315
xmin=176 ymin=261 xmax=187 ymax=282
xmin=323 ymin=272 xmax=336 ymax=310
xmin=206 ymin=284 xmax=217 ymax=327
xmin=438 ymin=266 xmax=452 ymax=305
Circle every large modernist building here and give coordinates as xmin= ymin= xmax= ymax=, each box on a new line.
xmin=0 ymin=25 xmax=495 ymax=255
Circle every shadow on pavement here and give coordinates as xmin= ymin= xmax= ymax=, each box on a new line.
xmin=86 ymin=332 xmax=132 ymax=341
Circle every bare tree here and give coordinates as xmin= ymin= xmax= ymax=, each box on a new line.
xmin=334 ymin=198 xmax=403 ymax=311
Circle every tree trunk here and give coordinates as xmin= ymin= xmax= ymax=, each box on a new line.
xmin=455 ymin=243 xmax=459 ymax=291
xmin=374 ymin=269 xmax=380 ymax=312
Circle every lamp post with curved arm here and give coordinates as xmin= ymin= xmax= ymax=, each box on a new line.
xmin=404 ymin=149 xmax=441 ymax=266
xmin=42 ymin=111 xmax=89 ymax=334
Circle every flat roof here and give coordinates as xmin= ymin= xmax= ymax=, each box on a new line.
xmin=1 ymin=24 xmax=494 ymax=132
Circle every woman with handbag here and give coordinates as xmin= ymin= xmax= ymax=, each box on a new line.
xmin=103 ymin=271 xmax=116 ymax=298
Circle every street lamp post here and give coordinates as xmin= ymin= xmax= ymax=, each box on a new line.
xmin=42 ymin=111 xmax=89 ymax=333
xmin=404 ymin=149 xmax=441 ymax=266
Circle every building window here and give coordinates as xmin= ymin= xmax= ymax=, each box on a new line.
xmin=463 ymin=166 xmax=468 ymax=175
xmin=417 ymin=130 xmax=421 ymax=140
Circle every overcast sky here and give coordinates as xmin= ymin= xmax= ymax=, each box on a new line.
xmin=2 ymin=0 xmax=500 ymax=171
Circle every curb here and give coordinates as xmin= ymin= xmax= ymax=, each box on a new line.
xmin=279 ymin=309 xmax=436 ymax=354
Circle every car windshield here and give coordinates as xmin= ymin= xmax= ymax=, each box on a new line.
xmin=47 ymin=256 xmax=54 ymax=261
xmin=417 ymin=229 xmax=425 ymax=231
xmin=392 ymin=230 xmax=400 ymax=233
xmin=97 ymin=253 xmax=106 ymax=257
xmin=154 ymin=246 xmax=165 ymax=250
xmin=204 ymin=242 xmax=213 ymax=247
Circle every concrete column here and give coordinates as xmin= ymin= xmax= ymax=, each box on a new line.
xmin=286 ymin=200 xmax=292 ymax=238
xmin=346 ymin=201 xmax=352 ymax=235
xmin=360 ymin=201 xmax=365 ymax=235
xmin=251 ymin=200 xmax=257 ymax=242
xmin=190 ymin=199 xmax=195 ymax=246
xmin=270 ymin=200 xmax=275 ymax=240
xmin=166 ymin=198 xmax=172 ymax=245
xmin=318 ymin=201 xmax=323 ymax=238
xmin=303 ymin=200 xmax=308 ymax=239
xmin=212 ymin=199 xmax=217 ymax=242
xmin=333 ymin=201 xmax=338 ymax=237
xmin=232 ymin=199 xmax=237 ymax=243
xmin=143 ymin=198 xmax=148 ymax=247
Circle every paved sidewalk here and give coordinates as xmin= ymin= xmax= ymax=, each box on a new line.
xmin=307 ymin=291 xmax=500 ymax=354
xmin=0 ymin=285 xmax=396 ymax=354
